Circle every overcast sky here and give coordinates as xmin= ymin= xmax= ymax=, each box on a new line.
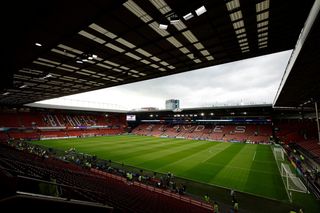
xmin=37 ymin=50 xmax=291 ymax=110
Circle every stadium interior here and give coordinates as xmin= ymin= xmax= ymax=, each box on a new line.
xmin=1 ymin=0 xmax=320 ymax=212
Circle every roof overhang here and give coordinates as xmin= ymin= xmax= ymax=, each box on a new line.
xmin=0 ymin=0 xmax=314 ymax=105
xmin=25 ymin=103 xmax=127 ymax=113
xmin=274 ymin=0 xmax=320 ymax=107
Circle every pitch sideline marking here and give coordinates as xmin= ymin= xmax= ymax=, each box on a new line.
xmin=253 ymin=151 xmax=256 ymax=161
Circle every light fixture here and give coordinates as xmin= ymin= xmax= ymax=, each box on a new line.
xmin=35 ymin=43 xmax=42 ymax=47
xmin=19 ymin=85 xmax=27 ymax=89
xmin=159 ymin=24 xmax=168 ymax=30
xmin=41 ymin=73 xmax=53 ymax=79
xmin=169 ymin=14 xmax=180 ymax=24
xmin=195 ymin=6 xmax=206 ymax=16
xmin=2 ymin=92 xmax=10 ymax=96
xmin=170 ymin=19 xmax=180 ymax=24
xmin=76 ymin=53 xmax=97 ymax=63
xmin=183 ymin=12 xmax=194 ymax=21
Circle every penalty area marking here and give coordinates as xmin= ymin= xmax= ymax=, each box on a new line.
xmin=253 ymin=151 xmax=256 ymax=161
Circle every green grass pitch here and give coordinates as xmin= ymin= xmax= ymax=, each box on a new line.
xmin=32 ymin=135 xmax=287 ymax=201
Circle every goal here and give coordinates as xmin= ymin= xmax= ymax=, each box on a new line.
xmin=272 ymin=145 xmax=308 ymax=202
xmin=281 ymin=163 xmax=308 ymax=202
xmin=273 ymin=146 xmax=284 ymax=161
xmin=281 ymin=163 xmax=308 ymax=193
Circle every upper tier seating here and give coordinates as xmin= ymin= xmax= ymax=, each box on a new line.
xmin=274 ymin=119 xmax=320 ymax=158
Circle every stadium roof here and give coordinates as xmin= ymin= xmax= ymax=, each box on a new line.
xmin=25 ymin=103 xmax=127 ymax=113
xmin=129 ymin=104 xmax=273 ymax=113
xmin=129 ymin=104 xmax=274 ymax=119
xmin=1 ymin=0 xmax=314 ymax=106
xmin=274 ymin=1 xmax=320 ymax=107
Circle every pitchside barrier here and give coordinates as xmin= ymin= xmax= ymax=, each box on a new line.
xmin=272 ymin=145 xmax=308 ymax=202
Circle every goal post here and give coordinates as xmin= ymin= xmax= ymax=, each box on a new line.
xmin=281 ymin=163 xmax=308 ymax=193
xmin=272 ymin=145 xmax=308 ymax=202
xmin=273 ymin=146 xmax=284 ymax=161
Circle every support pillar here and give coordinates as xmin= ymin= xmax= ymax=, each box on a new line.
xmin=315 ymin=102 xmax=320 ymax=144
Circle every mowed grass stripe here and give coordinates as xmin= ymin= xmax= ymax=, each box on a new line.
xmin=35 ymin=135 xmax=158 ymax=149
xmin=82 ymin=136 xmax=188 ymax=151
xmin=179 ymin=143 xmax=244 ymax=183
xmin=124 ymin=140 xmax=213 ymax=166
xmin=244 ymin=145 xmax=287 ymax=200
xmin=96 ymin=139 xmax=196 ymax=161
xmin=157 ymin=142 xmax=232 ymax=175
xmin=134 ymin=141 xmax=219 ymax=170
xmin=83 ymin=137 xmax=180 ymax=153
xmin=82 ymin=136 xmax=161 ymax=148
xmin=209 ymin=144 xmax=257 ymax=190
xmin=34 ymin=136 xmax=166 ymax=153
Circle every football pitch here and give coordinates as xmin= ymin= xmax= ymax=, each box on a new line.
xmin=32 ymin=135 xmax=287 ymax=201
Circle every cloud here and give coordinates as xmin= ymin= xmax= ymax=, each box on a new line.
xmin=38 ymin=50 xmax=292 ymax=110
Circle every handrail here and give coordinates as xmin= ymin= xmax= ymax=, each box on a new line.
xmin=16 ymin=175 xmax=108 ymax=196
xmin=15 ymin=191 xmax=113 ymax=208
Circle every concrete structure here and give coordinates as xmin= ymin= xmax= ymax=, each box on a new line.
xmin=166 ymin=99 xmax=180 ymax=110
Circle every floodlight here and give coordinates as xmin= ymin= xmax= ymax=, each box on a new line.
xmin=183 ymin=12 xmax=194 ymax=20
xmin=159 ymin=24 xmax=168 ymax=30
xmin=170 ymin=19 xmax=180 ymax=24
xmin=45 ymin=74 xmax=52 ymax=78
xmin=169 ymin=14 xmax=180 ymax=24
xmin=40 ymin=73 xmax=53 ymax=80
xmin=195 ymin=6 xmax=207 ymax=16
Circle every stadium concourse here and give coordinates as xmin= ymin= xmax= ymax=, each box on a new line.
xmin=1 ymin=0 xmax=320 ymax=212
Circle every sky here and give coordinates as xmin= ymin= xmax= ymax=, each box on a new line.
xmin=37 ymin=50 xmax=291 ymax=110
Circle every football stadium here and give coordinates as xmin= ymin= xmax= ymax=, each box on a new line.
xmin=1 ymin=0 xmax=320 ymax=212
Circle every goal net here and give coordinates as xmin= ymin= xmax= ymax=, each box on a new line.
xmin=281 ymin=163 xmax=308 ymax=193
xmin=273 ymin=146 xmax=284 ymax=161
xmin=281 ymin=163 xmax=308 ymax=202
xmin=272 ymin=146 xmax=308 ymax=202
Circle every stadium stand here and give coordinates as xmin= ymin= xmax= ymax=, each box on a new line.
xmin=274 ymin=120 xmax=318 ymax=143
xmin=274 ymin=119 xmax=320 ymax=158
xmin=0 ymin=0 xmax=319 ymax=211
xmin=0 ymin=142 xmax=213 ymax=213
xmin=0 ymin=110 xmax=126 ymax=141
xmin=132 ymin=124 xmax=272 ymax=143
